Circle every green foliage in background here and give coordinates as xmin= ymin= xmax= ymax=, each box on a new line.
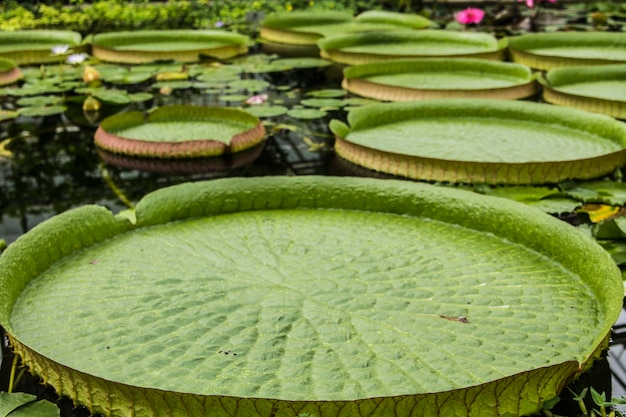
xmin=0 ymin=0 xmax=384 ymax=34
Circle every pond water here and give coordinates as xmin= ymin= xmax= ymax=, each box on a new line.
xmin=1 ymin=26 xmax=626 ymax=416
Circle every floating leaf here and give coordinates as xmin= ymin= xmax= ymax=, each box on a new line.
xmin=244 ymin=105 xmax=288 ymax=118
xmin=301 ymin=98 xmax=346 ymax=108
xmin=16 ymin=95 xmax=63 ymax=107
xmin=272 ymin=57 xmax=333 ymax=69
xmin=564 ymin=181 xmax=626 ymax=205
xmin=227 ymin=79 xmax=270 ymax=92
xmin=0 ymin=110 xmax=19 ymax=122
xmin=307 ymin=88 xmax=346 ymax=98
xmin=287 ymin=108 xmax=327 ymax=119
xmin=0 ymin=392 xmax=38 ymax=416
xmin=18 ymin=105 xmax=66 ymax=117
xmin=128 ymin=92 xmax=153 ymax=103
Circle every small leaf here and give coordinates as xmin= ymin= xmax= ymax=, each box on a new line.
xmin=0 ymin=392 xmax=37 ymax=417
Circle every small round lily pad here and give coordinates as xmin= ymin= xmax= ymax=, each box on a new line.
xmin=94 ymin=105 xmax=266 ymax=158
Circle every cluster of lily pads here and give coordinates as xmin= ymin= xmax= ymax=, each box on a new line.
xmin=2 ymin=6 xmax=626 ymax=417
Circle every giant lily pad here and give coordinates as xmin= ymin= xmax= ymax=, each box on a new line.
xmin=330 ymin=99 xmax=626 ymax=184
xmin=94 ymin=105 xmax=265 ymax=158
xmin=318 ymin=30 xmax=507 ymax=65
xmin=0 ymin=30 xmax=83 ymax=65
xmin=88 ymin=30 xmax=249 ymax=64
xmin=0 ymin=176 xmax=622 ymax=417
xmin=259 ymin=10 xmax=432 ymax=46
xmin=508 ymin=32 xmax=626 ymax=70
xmin=539 ymin=64 xmax=626 ymax=119
xmin=0 ymin=58 xmax=23 ymax=86
xmin=342 ymin=58 xmax=539 ymax=101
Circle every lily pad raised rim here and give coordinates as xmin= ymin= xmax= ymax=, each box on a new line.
xmin=342 ymin=58 xmax=539 ymax=101
xmin=318 ymin=30 xmax=507 ymax=65
xmin=259 ymin=10 xmax=431 ymax=47
xmin=0 ymin=58 xmax=23 ymax=86
xmin=0 ymin=30 xmax=83 ymax=65
xmin=88 ymin=30 xmax=249 ymax=64
xmin=508 ymin=32 xmax=626 ymax=70
xmin=539 ymin=64 xmax=626 ymax=119
xmin=330 ymin=98 xmax=626 ymax=184
xmin=94 ymin=105 xmax=266 ymax=158
xmin=0 ymin=176 xmax=621 ymax=417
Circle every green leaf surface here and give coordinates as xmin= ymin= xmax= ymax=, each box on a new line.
xmin=244 ymin=105 xmax=288 ymax=118
xmin=565 ymin=181 xmax=626 ymax=205
xmin=332 ymin=99 xmax=626 ymax=184
xmin=9 ymin=400 xmax=59 ymax=417
xmin=0 ymin=392 xmax=37 ymax=417
xmin=0 ymin=177 xmax=621 ymax=417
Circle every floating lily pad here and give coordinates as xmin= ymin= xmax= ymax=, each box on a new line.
xmin=508 ymin=32 xmax=626 ymax=70
xmin=0 ymin=176 xmax=621 ymax=417
xmin=318 ymin=31 xmax=507 ymax=65
xmin=16 ymin=95 xmax=63 ymax=107
xmin=271 ymin=57 xmax=333 ymax=69
xmin=307 ymin=88 xmax=346 ymax=98
xmin=259 ymin=11 xmax=430 ymax=47
xmin=343 ymin=58 xmax=539 ymax=101
xmin=0 ymin=30 xmax=83 ymax=64
xmin=0 ymin=58 xmax=23 ymax=86
xmin=227 ymin=79 xmax=271 ymax=92
xmin=301 ymin=98 xmax=346 ymax=108
xmin=287 ymin=108 xmax=327 ymax=119
xmin=539 ymin=64 xmax=626 ymax=119
xmin=330 ymin=99 xmax=626 ymax=184
xmin=18 ymin=105 xmax=66 ymax=117
xmin=94 ymin=105 xmax=265 ymax=158
xmin=244 ymin=104 xmax=288 ymax=118
xmin=0 ymin=110 xmax=19 ymax=122
xmin=88 ymin=30 xmax=249 ymax=64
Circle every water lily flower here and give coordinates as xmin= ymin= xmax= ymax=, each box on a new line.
xmin=214 ymin=21 xmax=224 ymax=28
xmin=66 ymin=53 xmax=88 ymax=65
xmin=246 ymin=94 xmax=268 ymax=105
xmin=83 ymin=65 xmax=101 ymax=83
xmin=51 ymin=45 xmax=70 ymax=56
xmin=519 ymin=0 xmax=556 ymax=8
xmin=455 ymin=8 xmax=485 ymax=25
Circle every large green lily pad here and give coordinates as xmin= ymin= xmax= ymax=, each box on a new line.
xmin=318 ymin=30 xmax=507 ymax=65
xmin=88 ymin=30 xmax=249 ymax=63
xmin=259 ymin=10 xmax=432 ymax=46
xmin=0 ymin=30 xmax=83 ymax=65
xmin=330 ymin=99 xmax=626 ymax=184
xmin=0 ymin=176 xmax=622 ymax=417
xmin=342 ymin=58 xmax=539 ymax=101
xmin=508 ymin=32 xmax=626 ymax=70
xmin=539 ymin=64 xmax=626 ymax=119
xmin=94 ymin=105 xmax=265 ymax=158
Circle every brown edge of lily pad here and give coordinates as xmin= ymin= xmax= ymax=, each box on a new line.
xmin=322 ymin=48 xmax=506 ymax=65
xmin=542 ymin=86 xmax=626 ymax=120
xmin=341 ymin=77 xmax=540 ymax=101
xmin=334 ymin=136 xmax=626 ymax=185
xmin=94 ymin=121 xmax=266 ymax=159
xmin=0 ymin=67 xmax=23 ymax=86
xmin=97 ymin=142 xmax=265 ymax=173
xmin=92 ymin=44 xmax=248 ymax=64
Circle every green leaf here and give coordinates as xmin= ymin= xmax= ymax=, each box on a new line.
xmin=0 ymin=177 xmax=622 ymax=417
xmin=8 ymin=400 xmax=59 ymax=417
xmin=334 ymin=99 xmax=626 ymax=184
xmin=18 ymin=105 xmax=66 ymax=117
xmin=0 ymin=392 xmax=38 ymax=417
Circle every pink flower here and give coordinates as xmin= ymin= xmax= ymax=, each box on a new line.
xmin=245 ymin=94 xmax=268 ymax=105
xmin=519 ymin=0 xmax=556 ymax=7
xmin=455 ymin=8 xmax=485 ymax=25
